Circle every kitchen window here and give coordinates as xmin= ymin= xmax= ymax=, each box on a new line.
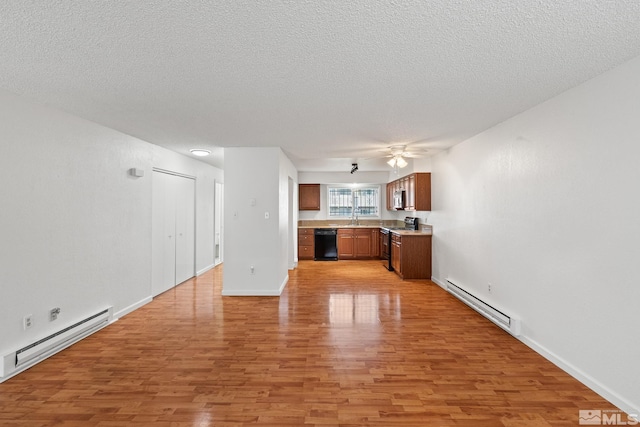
xmin=328 ymin=186 xmax=380 ymax=218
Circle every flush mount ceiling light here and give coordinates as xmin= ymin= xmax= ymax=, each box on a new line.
xmin=190 ymin=149 xmax=211 ymax=157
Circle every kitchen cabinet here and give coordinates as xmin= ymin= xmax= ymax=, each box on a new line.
xmin=406 ymin=174 xmax=415 ymax=210
xmin=337 ymin=229 xmax=355 ymax=259
xmin=406 ymin=173 xmax=430 ymax=211
xmin=390 ymin=232 xmax=432 ymax=279
xmin=386 ymin=173 xmax=431 ymax=211
xmin=337 ymin=228 xmax=380 ymax=259
xmin=391 ymin=234 xmax=402 ymax=274
xmin=386 ymin=182 xmax=394 ymax=210
xmin=371 ymin=228 xmax=380 ymax=257
xmin=299 ymin=184 xmax=321 ymax=210
xmin=355 ymin=228 xmax=372 ymax=258
xmin=298 ymin=228 xmax=315 ymax=260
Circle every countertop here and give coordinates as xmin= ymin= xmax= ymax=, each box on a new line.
xmin=384 ymin=228 xmax=432 ymax=236
xmin=298 ymin=224 xmax=432 ymax=236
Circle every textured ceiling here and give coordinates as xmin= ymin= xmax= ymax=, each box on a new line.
xmin=2 ymin=1 xmax=640 ymax=171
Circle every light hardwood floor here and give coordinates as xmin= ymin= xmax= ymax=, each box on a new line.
xmin=0 ymin=261 xmax=622 ymax=426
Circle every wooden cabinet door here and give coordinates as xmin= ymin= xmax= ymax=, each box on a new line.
xmin=298 ymin=233 xmax=314 ymax=245
xmin=400 ymin=176 xmax=409 ymax=191
xmin=414 ymin=173 xmax=431 ymax=211
xmin=391 ymin=238 xmax=402 ymax=273
xmin=371 ymin=228 xmax=380 ymax=257
xmin=298 ymin=245 xmax=314 ymax=259
xmin=299 ymin=184 xmax=321 ymax=210
xmin=298 ymin=228 xmax=315 ymax=260
xmin=337 ymin=229 xmax=354 ymax=259
xmin=395 ymin=235 xmax=431 ymax=279
xmin=354 ymin=229 xmax=372 ymax=258
xmin=406 ymin=174 xmax=416 ymax=210
xmin=386 ymin=182 xmax=394 ymax=210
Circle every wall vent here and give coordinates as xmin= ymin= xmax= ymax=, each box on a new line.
xmin=446 ymin=280 xmax=521 ymax=336
xmin=1 ymin=307 xmax=112 ymax=382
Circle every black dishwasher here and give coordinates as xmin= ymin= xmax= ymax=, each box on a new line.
xmin=314 ymin=228 xmax=338 ymax=261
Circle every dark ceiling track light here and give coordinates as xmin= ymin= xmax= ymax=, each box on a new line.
xmin=350 ymin=163 xmax=358 ymax=174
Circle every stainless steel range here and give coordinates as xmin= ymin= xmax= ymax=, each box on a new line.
xmin=382 ymin=217 xmax=419 ymax=271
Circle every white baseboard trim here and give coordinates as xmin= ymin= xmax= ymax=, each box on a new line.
xmin=221 ymin=289 xmax=283 ymax=296
xmin=431 ymin=274 xmax=638 ymax=416
xmin=431 ymin=276 xmax=447 ymax=290
xmin=221 ymin=275 xmax=289 ymax=297
xmin=279 ymin=274 xmax=289 ymax=294
xmin=196 ymin=263 xmax=216 ymax=276
xmin=113 ymin=296 xmax=152 ymax=320
xmin=520 ymin=336 xmax=639 ymax=417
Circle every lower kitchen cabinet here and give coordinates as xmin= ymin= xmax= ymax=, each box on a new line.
xmin=298 ymin=228 xmax=315 ymax=260
xmin=337 ymin=229 xmax=355 ymax=259
xmin=371 ymin=228 xmax=380 ymax=257
xmin=355 ymin=229 xmax=372 ymax=258
xmin=391 ymin=232 xmax=432 ymax=279
xmin=391 ymin=234 xmax=402 ymax=273
xmin=338 ymin=228 xmax=380 ymax=259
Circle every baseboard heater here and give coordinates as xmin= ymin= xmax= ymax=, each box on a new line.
xmin=446 ymin=280 xmax=521 ymax=337
xmin=1 ymin=307 xmax=113 ymax=382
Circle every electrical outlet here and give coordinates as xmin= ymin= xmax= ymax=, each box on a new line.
xmin=23 ymin=315 xmax=33 ymax=330
xmin=50 ymin=307 xmax=61 ymax=321
xmin=488 ymin=283 xmax=492 ymax=293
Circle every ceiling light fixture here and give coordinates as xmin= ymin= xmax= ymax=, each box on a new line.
xmin=190 ymin=149 xmax=211 ymax=157
xmin=387 ymin=155 xmax=408 ymax=168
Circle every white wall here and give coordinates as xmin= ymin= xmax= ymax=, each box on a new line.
xmin=0 ymin=90 xmax=222 ymax=361
xmin=223 ymin=147 xmax=297 ymax=295
xmin=280 ymin=151 xmax=298 ymax=271
xmin=429 ymin=55 xmax=640 ymax=414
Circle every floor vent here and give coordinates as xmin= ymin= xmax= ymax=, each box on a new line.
xmin=1 ymin=307 xmax=112 ymax=382
xmin=446 ymin=280 xmax=521 ymax=336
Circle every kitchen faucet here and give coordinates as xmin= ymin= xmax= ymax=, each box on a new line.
xmin=351 ymin=209 xmax=359 ymax=225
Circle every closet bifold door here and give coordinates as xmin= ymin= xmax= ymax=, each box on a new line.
xmin=174 ymin=175 xmax=195 ymax=285
xmin=152 ymin=170 xmax=195 ymax=297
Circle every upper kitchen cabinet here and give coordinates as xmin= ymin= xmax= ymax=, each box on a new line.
xmin=387 ymin=173 xmax=431 ymax=211
xmin=406 ymin=173 xmax=431 ymax=211
xmin=299 ymin=184 xmax=321 ymax=210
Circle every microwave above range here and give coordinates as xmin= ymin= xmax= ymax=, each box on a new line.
xmin=393 ymin=190 xmax=405 ymax=210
